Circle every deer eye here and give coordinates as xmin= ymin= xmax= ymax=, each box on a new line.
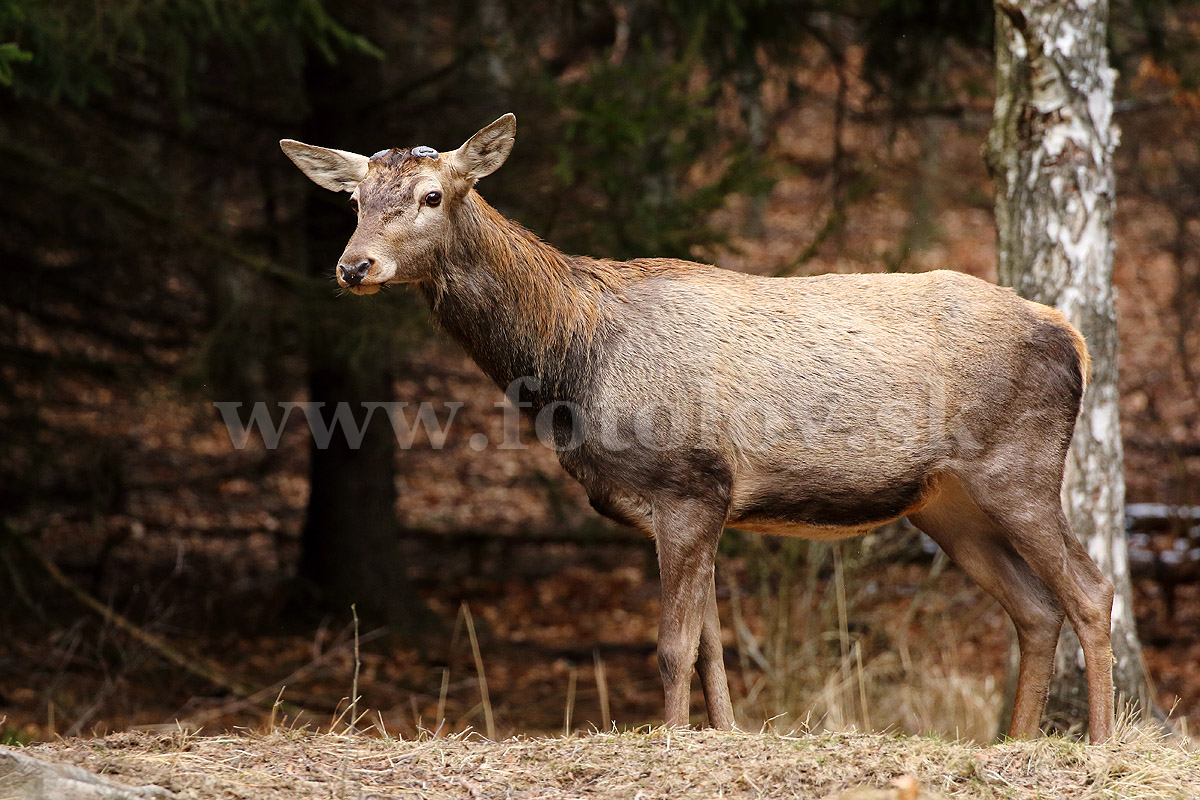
xmin=423 ymin=190 xmax=442 ymax=208
xmin=349 ymin=196 xmax=359 ymax=212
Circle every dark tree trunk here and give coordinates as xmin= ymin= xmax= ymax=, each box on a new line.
xmin=299 ymin=342 xmax=417 ymax=629
xmin=985 ymin=0 xmax=1161 ymax=733
xmin=294 ymin=38 xmax=426 ymax=635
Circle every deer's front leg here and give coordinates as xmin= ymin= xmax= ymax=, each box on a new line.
xmin=653 ymin=497 xmax=726 ymax=728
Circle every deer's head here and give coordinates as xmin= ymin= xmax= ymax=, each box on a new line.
xmin=280 ymin=114 xmax=516 ymax=295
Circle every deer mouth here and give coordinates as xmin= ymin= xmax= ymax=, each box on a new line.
xmin=346 ymin=284 xmax=382 ymax=296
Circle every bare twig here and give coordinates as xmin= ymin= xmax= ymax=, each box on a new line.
xmin=460 ymin=603 xmax=495 ymax=739
xmin=189 ymin=625 xmax=386 ymax=727
xmin=563 ymin=666 xmax=577 ymax=736
xmin=593 ymin=649 xmax=611 ymax=730
xmin=350 ymin=604 xmax=361 ymax=734
xmin=436 ymin=667 xmax=450 ymax=736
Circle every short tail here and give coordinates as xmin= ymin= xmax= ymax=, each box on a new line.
xmin=1069 ymin=322 xmax=1092 ymax=392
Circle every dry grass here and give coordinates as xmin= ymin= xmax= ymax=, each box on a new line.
xmin=18 ymin=724 xmax=1198 ymax=800
xmin=728 ymin=534 xmax=1005 ymax=743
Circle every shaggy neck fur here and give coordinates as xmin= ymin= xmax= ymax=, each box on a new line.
xmin=421 ymin=191 xmax=671 ymax=402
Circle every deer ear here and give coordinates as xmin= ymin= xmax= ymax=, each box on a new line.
xmin=279 ymin=140 xmax=369 ymax=192
xmin=448 ymin=113 xmax=516 ymax=183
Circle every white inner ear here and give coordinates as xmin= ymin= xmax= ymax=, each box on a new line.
xmin=280 ymin=140 xmax=369 ymax=192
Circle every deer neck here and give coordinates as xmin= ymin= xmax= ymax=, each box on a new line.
xmin=421 ymin=192 xmax=603 ymax=402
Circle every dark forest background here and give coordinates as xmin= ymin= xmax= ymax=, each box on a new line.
xmin=2 ymin=0 xmax=1200 ymax=742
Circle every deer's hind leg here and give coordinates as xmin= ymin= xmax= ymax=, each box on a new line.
xmin=909 ymin=474 xmax=1065 ymax=739
xmin=697 ymin=573 xmax=735 ymax=730
xmin=957 ymin=467 xmax=1115 ymax=742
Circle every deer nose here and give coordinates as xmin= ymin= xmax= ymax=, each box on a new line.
xmin=338 ymin=259 xmax=372 ymax=286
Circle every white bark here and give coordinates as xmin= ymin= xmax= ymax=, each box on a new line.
xmin=986 ymin=0 xmax=1159 ymax=731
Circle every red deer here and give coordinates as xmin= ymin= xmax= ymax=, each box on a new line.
xmin=281 ymin=114 xmax=1115 ymax=741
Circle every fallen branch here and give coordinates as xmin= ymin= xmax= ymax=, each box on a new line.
xmin=21 ymin=538 xmax=398 ymax=727
xmin=21 ymin=538 xmax=256 ymax=698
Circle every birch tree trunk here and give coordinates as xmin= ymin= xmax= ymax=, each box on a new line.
xmin=985 ymin=0 xmax=1160 ymax=733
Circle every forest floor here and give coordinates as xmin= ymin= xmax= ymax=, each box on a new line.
xmin=16 ymin=725 xmax=1200 ymax=799
xmin=3 ymin=520 xmax=1198 ymax=745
